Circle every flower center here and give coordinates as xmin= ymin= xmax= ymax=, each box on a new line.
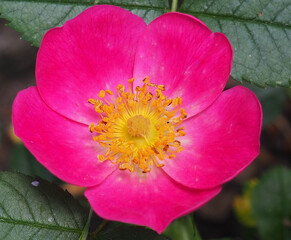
xmin=127 ymin=115 xmax=151 ymax=137
xmin=88 ymin=77 xmax=187 ymax=173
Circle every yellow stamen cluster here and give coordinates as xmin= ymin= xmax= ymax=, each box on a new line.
xmin=88 ymin=77 xmax=187 ymax=173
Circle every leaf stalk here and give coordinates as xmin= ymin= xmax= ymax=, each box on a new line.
xmin=171 ymin=0 xmax=179 ymax=12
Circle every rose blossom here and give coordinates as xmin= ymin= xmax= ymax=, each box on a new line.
xmin=12 ymin=5 xmax=262 ymax=233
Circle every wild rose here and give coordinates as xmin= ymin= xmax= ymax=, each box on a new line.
xmin=12 ymin=5 xmax=262 ymax=233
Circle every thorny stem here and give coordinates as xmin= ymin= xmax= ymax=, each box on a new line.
xmin=171 ymin=0 xmax=179 ymax=12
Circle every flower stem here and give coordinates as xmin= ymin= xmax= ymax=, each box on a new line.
xmin=171 ymin=0 xmax=179 ymax=12
xmin=90 ymin=219 xmax=109 ymax=239
xmin=79 ymin=208 xmax=93 ymax=240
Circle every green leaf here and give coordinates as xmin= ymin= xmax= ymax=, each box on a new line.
xmin=8 ymin=143 xmax=59 ymax=182
xmin=95 ymin=224 xmax=170 ymax=240
xmin=163 ymin=215 xmax=201 ymax=240
xmin=0 ymin=0 xmax=169 ymax=46
xmin=0 ymin=171 xmax=87 ymax=240
xmin=251 ymin=167 xmax=291 ymax=240
xmin=243 ymin=83 xmax=287 ymax=126
xmin=180 ymin=0 xmax=291 ymax=87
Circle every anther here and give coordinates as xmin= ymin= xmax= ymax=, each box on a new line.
xmin=89 ymin=123 xmax=95 ymax=133
xmin=128 ymin=78 xmax=134 ymax=83
xmin=147 ymin=82 xmax=156 ymax=87
xmin=117 ymin=84 xmax=125 ymax=92
xmin=158 ymin=85 xmax=165 ymax=91
xmin=88 ymin=99 xmax=96 ymax=104
xmin=143 ymin=77 xmax=150 ymax=84
xmin=106 ymin=90 xmax=113 ymax=95
xmin=99 ymin=90 xmax=106 ymax=98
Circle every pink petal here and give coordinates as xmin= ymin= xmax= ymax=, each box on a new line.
xmin=36 ymin=5 xmax=146 ymax=124
xmin=85 ymin=169 xmax=221 ymax=233
xmin=163 ymin=86 xmax=262 ymax=189
xmin=133 ymin=12 xmax=232 ymax=117
xmin=12 ymin=87 xmax=116 ymax=186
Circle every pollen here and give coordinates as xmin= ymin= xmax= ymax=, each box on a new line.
xmin=88 ymin=77 xmax=187 ymax=173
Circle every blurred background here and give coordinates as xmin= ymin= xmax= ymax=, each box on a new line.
xmin=0 ymin=17 xmax=290 ymax=240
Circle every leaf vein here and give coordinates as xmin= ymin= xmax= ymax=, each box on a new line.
xmin=1 ymin=225 xmax=14 ymax=239
xmin=0 ymin=0 xmax=168 ymax=11
xmin=0 ymin=217 xmax=82 ymax=233
xmin=54 ymin=5 xmax=76 ymax=26
xmin=243 ymin=24 xmax=262 ymax=68
xmin=0 ymin=179 xmax=36 ymax=222
xmin=181 ymin=11 xmax=291 ymax=30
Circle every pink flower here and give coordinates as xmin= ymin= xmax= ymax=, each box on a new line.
xmin=12 ymin=5 xmax=262 ymax=233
